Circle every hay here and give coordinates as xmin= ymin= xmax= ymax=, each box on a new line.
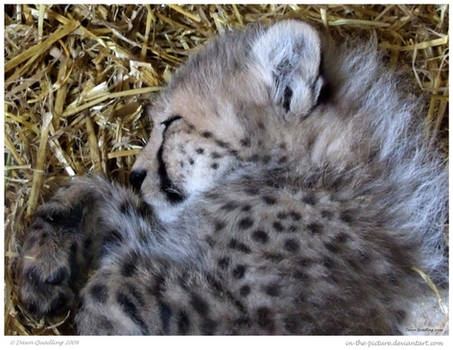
xmin=4 ymin=4 xmax=449 ymax=335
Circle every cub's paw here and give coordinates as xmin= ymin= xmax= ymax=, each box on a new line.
xmin=17 ymin=217 xmax=81 ymax=318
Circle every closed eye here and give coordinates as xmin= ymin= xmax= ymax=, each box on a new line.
xmin=161 ymin=115 xmax=182 ymax=131
xmin=157 ymin=115 xmax=185 ymax=204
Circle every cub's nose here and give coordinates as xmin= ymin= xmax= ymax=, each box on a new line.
xmin=129 ymin=169 xmax=147 ymax=191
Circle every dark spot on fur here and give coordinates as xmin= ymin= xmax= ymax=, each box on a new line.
xmin=218 ymin=257 xmax=230 ymax=269
xmin=283 ymin=315 xmax=300 ymax=334
xmin=307 ymin=222 xmax=322 ymax=235
xmin=277 ymin=212 xmax=288 ymax=220
xmin=121 ymin=253 xmax=138 ymax=277
xmin=180 ymin=161 xmax=184 ymax=168
xmin=252 ymin=230 xmax=268 ymax=244
xmin=98 ymin=315 xmax=114 ymax=333
xmin=215 ymin=140 xmax=230 ymax=148
xmin=273 ymin=221 xmax=284 ymax=232
xmin=297 ymin=257 xmax=312 ymax=267
xmin=196 ymin=148 xmax=204 ymax=154
xmin=340 ymin=210 xmax=354 ymax=223
xmin=221 ymin=201 xmax=238 ymax=211
xmin=90 ymin=283 xmax=108 ymax=304
xmin=189 ymin=158 xmax=194 ymax=165
xmin=232 ymin=265 xmax=246 ymax=279
xmin=262 ymin=195 xmax=277 ymax=205
xmin=211 ymin=152 xmax=222 ymax=159
xmin=201 ymin=319 xmax=217 ymax=335
xmin=321 ymin=210 xmax=333 ymax=219
xmin=127 ymin=283 xmax=146 ymax=307
xmin=323 ymin=257 xmax=335 ymax=269
xmin=359 ymin=252 xmax=371 ymax=265
xmin=211 ymin=163 xmax=219 ymax=170
xmin=120 ymin=201 xmax=133 ymax=214
xmin=302 ymin=193 xmax=316 ymax=205
xmin=159 ymin=302 xmax=172 ymax=334
xmin=205 ymin=235 xmax=215 ymax=247
xmin=240 ymin=138 xmax=251 ymax=147
xmin=201 ymin=131 xmax=212 ymax=138
xmin=229 ymin=149 xmax=239 ymax=157
xmin=258 ymin=122 xmax=265 ymax=130
xmin=324 ymin=242 xmax=340 ymax=254
xmin=233 ymin=317 xmax=252 ymax=331
xmin=288 ymin=225 xmax=298 ymax=233
xmin=347 ymin=258 xmax=360 ymax=271
xmin=294 ymin=270 xmax=310 ymax=281
xmin=214 ymin=220 xmax=226 ymax=231
xmin=262 ymin=155 xmax=271 ymax=164
xmin=240 ymin=285 xmax=251 ymax=297
xmin=228 ymin=239 xmax=251 ymax=253
xmin=238 ymin=217 xmax=254 ymax=230
xmin=248 ymin=154 xmax=260 ymax=162
xmin=148 ymin=274 xmax=166 ymax=297
xmin=264 ymin=283 xmax=280 ymax=297
xmin=283 ymin=86 xmax=293 ymax=112
xmin=205 ymin=192 xmax=219 ymax=200
xmin=278 ymin=156 xmax=288 ymax=164
xmin=284 ymin=239 xmax=300 ymax=253
xmin=257 ymin=307 xmax=274 ymax=332
xmin=117 ymin=292 xmax=148 ymax=334
xmin=190 ymin=293 xmax=209 ymax=316
xmin=205 ymin=274 xmax=224 ymax=296
xmin=244 ymin=187 xmax=259 ymax=196
xmin=177 ymin=310 xmax=190 ymax=335
xmin=138 ymin=201 xmax=153 ymax=218
xmin=241 ymin=204 xmax=251 ymax=212
xmin=335 ymin=233 xmax=349 ymax=243
xmin=178 ymin=273 xmax=191 ymax=291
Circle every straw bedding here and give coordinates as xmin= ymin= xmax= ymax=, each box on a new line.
xmin=4 ymin=4 xmax=449 ymax=335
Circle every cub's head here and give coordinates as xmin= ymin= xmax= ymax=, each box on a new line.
xmin=131 ymin=20 xmax=324 ymax=222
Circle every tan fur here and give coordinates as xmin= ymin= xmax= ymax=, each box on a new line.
xmin=16 ymin=20 xmax=447 ymax=335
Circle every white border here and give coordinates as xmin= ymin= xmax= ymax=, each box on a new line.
xmin=2 ymin=2 xmax=451 ymax=348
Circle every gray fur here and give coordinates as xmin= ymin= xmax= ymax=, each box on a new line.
xmin=16 ymin=20 xmax=447 ymax=335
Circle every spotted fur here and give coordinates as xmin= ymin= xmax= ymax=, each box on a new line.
xmin=16 ymin=20 xmax=447 ymax=335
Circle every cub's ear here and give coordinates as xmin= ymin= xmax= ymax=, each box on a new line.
xmin=251 ymin=20 xmax=324 ymax=117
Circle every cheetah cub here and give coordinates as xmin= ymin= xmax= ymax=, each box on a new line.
xmin=17 ymin=20 xmax=447 ymax=335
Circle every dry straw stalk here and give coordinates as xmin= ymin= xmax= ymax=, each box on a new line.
xmin=4 ymin=4 xmax=448 ymax=335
